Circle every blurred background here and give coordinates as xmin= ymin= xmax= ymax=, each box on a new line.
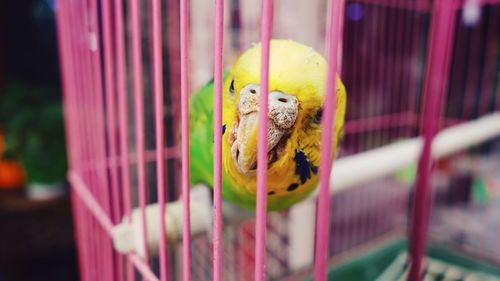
xmin=0 ymin=0 xmax=78 ymax=280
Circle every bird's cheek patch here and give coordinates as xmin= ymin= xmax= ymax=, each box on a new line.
xmin=294 ymin=150 xmax=311 ymax=184
xmin=293 ymin=150 xmax=318 ymax=184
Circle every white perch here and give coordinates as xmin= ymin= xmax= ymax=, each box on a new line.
xmin=112 ymin=112 xmax=500 ymax=257
xmin=325 ymin=112 xmax=500 ymax=195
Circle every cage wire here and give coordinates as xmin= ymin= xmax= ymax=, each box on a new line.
xmin=55 ymin=0 xmax=500 ymax=280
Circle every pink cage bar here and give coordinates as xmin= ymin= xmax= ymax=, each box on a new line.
xmin=55 ymin=0 xmax=500 ymax=280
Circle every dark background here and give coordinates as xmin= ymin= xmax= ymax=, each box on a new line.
xmin=0 ymin=0 xmax=78 ymax=280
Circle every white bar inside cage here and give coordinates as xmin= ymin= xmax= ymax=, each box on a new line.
xmin=111 ymin=112 xmax=500 ymax=258
xmin=326 ymin=112 xmax=500 ymax=195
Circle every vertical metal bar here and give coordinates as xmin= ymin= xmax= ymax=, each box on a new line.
xmin=371 ymin=4 xmax=387 ymax=149
xmin=370 ymin=5 xmax=382 ymax=148
xmin=359 ymin=4 xmax=371 ymax=151
xmin=406 ymin=3 xmax=422 ymax=136
xmin=401 ymin=3 xmax=416 ymax=137
xmin=447 ymin=14 xmax=466 ymax=121
xmin=231 ymin=0 xmax=243 ymax=53
xmin=314 ymin=0 xmax=343 ymax=279
xmin=70 ymin=0 xmax=104 ymax=278
xmin=165 ymin=0 xmax=182 ymax=202
xmin=407 ymin=1 xmax=456 ymax=280
xmin=73 ymin=197 xmax=89 ymax=281
xmin=478 ymin=12 xmax=498 ymax=115
xmin=101 ymin=0 xmax=121 ymax=227
xmin=55 ymin=2 xmax=86 ymax=280
xmin=86 ymin=0 xmax=115 ymax=277
xmin=66 ymin=0 xmax=109 ymax=278
xmin=390 ymin=0 xmax=406 ymax=142
xmin=113 ymin=0 xmax=135 ymax=278
xmin=213 ymin=0 xmax=225 ymax=280
xmin=64 ymin=2 xmax=92 ymax=278
xmin=439 ymin=4 xmax=458 ymax=129
xmin=382 ymin=0 xmax=397 ymax=145
xmin=100 ymin=0 xmax=124 ymax=278
xmin=150 ymin=0 xmax=170 ymax=279
xmin=180 ymin=0 xmax=192 ymax=278
xmin=463 ymin=24 xmax=482 ymax=121
xmin=255 ymin=0 xmax=273 ymax=280
xmin=350 ymin=4 xmax=361 ymax=152
xmin=129 ymin=0 xmax=150 ymax=264
xmin=166 ymin=0 xmax=182 ymax=153
xmin=55 ymin=0 xmax=76 ymax=171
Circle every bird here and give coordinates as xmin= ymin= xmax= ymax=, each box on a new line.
xmin=189 ymin=39 xmax=346 ymax=211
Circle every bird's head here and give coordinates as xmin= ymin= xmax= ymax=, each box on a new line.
xmin=222 ymin=40 xmax=346 ymax=206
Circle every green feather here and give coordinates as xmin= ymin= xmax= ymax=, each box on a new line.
xmin=189 ymin=78 xmax=216 ymax=188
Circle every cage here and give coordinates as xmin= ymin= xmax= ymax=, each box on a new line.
xmin=54 ymin=0 xmax=500 ymax=280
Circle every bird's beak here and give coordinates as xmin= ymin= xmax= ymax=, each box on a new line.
xmin=230 ymin=87 xmax=299 ymax=174
xmin=231 ymin=112 xmax=286 ymax=174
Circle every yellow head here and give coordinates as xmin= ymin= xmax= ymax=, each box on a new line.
xmin=222 ymin=40 xmax=346 ymax=206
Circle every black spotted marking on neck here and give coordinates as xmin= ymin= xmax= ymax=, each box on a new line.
xmin=294 ymin=150 xmax=314 ymax=184
xmin=311 ymin=165 xmax=318 ymax=175
xmin=267 ymin=191 xmax=275 ymax=195
xmin=287 ymin=183 xmax=299 ymax=192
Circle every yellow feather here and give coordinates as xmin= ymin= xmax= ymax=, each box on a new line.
xmin=221 ymin=40 xmax=346 ymax=210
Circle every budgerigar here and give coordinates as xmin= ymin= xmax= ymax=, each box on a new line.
xmin=189 ymin=40 xmax=346 ymax=211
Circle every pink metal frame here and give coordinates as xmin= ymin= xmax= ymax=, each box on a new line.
xmin=314 ymin=0 xmax=343 ymax=280
xmin=180 ymin=0 xmax=192 ymax=279
xmin=255 ymin=1 xmax=273 ymax=280
xmin=150 ymin=0 xmax=170 ymax=279
xmin=129 ymin=0 xmax=150 ymax=265
xmin=408 ymin=0 xmax=457 ymax=279
xmin=55 ymin=0 xmax=500 ymax=280
xmin=213 ymin=0 xmax=224 ymax=278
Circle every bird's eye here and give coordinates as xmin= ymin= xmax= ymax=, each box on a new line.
xmin=313 ymin=108 xmax=322 ymax=124
xmin=229 ymin=79 xmax=235 ymax=95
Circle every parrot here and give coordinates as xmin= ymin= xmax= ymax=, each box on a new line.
xmin=189 ymin=39 xmax=346 ymax=212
